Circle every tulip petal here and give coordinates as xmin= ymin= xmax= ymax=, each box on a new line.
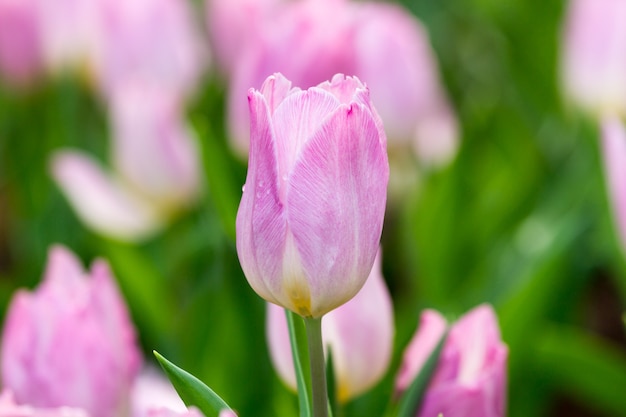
xmin=286 ymin=103 xmax=388 ymax=316
xmin=236 ymin=90 xmax=286 ymax=306
xmin=272 ymin=87 xmax=341 ymax=194
xmin=50 ymin=150 xmax=162 ymax=241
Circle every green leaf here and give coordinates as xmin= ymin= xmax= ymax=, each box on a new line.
xmin=395 ymin=331 xmax=448 ymax=417
xmin=532 ymin=324 xmax=626 ymax=417
xmin=286 ymin=310 xmax=313 ymax=417
xmin=154 ymin=351 xmax=232 ymax=417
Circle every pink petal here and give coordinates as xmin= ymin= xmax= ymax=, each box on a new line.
xmin=286 ymin=103 xmax=388 ymax=317
xmin=50 ymin=150 xmax=161 ymax=241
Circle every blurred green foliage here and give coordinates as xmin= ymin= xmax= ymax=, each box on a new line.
xmin=1 ymin=0 xmax=625 ymax=416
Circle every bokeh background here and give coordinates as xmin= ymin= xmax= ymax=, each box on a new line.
xmin=1 ymin=0 xmax=625 ymax=416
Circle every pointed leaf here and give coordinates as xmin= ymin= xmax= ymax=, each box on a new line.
xmin=154 ymin=351 xmax=232 ymax=417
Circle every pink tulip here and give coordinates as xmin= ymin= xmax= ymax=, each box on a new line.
xmin=0 ymin=0 xmax=42 ymax=85
xmin=601 ymin=116 xmax=626 ymax=252
xmin=0 ymin=245 xmax=142 ymax=417
xmin=236 ymin=73 xmax=389 ymax=318
xmin=205 ymin=0 xmax=282 ymax=74
xmin=267 ymin=252 xmax=394 ymax=401
xmin=51 ymin=85 xmax=201 ymax=241
xmin=225 ymin=0 xmax=458 ymax=167
xmin=0 ymin=390 xmax=89 ymax=417
xmin=396 ymin=305 xmax=508 ymax=417
xmin=93 ymin=0 xmax=206 ymax=99
xmin=109 ymin=85 xmax=201 ymax=207
xmin=561 ymin=0 xmax=626 ymax=116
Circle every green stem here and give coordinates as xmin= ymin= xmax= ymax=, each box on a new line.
xmin=305 ymin=317 xmax=329 ymax=417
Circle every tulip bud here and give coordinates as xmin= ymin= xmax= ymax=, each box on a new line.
xmin=0 ymin=245 xmax=142 ymax=417
xmin=396 ymin=305 xmax=508 ymax=417
xmin=267 ymin=252 xmax=394 ymax=402
xmin=0 ymin=390 xmax=90 ymax=417
xmin=145 ymin=407 xmax=205 ymax=417
xmin=51 ymin=85 xmax=201 ymax=242
xmin=601 ymin=116 xmax=626 ymax=252
xmin=561 ymin=0 xmax=626 ymax=116
xmin=236 ymin=73 xmax=389 ymax=318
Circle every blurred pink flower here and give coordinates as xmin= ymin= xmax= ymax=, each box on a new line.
xmin=93 ymin=0 xmax=206 ymax=99
xmin=225 ymin=0 xmax=458 ymax=167
xmin=601 ymin=116 xmax=626 ymax=252
xmin=0 ymin=245 xmax=142 ymax=417
xmin=205 ymin=0 xmax=282 ymax=74
xmin=561 ymin=0 xmax=626 ymax=116
xmin=51 ymin=85 xmax=201 ymax=241
xmin=266 ymin=251 xmax=394 ymax=401
xmin=236 ymin=73 xmax=388 ymax=318
xmin=0 ymin=390 xmax=89 ymax=417
xmin=0 ymin=0 xmax=42 ymax=85
xmin=130 ymin=368 xmax=186 ymax=417
xmin=352 ymin=2 xmax=458 ymax=166
xmin=396 ymin=304 xmax=508 ymax=417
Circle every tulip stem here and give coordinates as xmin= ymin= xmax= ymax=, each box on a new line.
xmin=305 ymin=316 xmax=329 ymax=417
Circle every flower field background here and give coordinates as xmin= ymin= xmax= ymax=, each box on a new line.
xmin=1 ymin=0 xmax=625 ymax=416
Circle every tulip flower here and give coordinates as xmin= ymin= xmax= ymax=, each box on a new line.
xmin=561 ymin=0 xmax=626 ymax=116
xmin=92 ymin=0 xmax=206 ymax=100
xmin=396 ymin=305 xmax=508 ymax=417
xmin=236 ymin=73 xmax=389 ymax=318
xmin=0 ymin=0 xmax=42 ymax=85
xmin=51 ymin=84 xmax=201 ymax=241
xmin=0 ymin=390 xmax=90 ymax=417
xmin=267 ymin=251 xmax=394 ymax=402
xmin=601 ymin=116 xmax=626 ymax=252
xmin=0 ymin=245 xmax=142 ymax=417
xmin=224 ymin=0 xmax=458 ymax=168
xmin=205 ymin=0 xmax=282 ymax=74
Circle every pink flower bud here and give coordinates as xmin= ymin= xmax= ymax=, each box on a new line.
xmin=396 ymin=305 xmax=508 ymax=417
xmin=236 ymin=73 xmax=389 ymax=318
xmin=267 ymin=252 xmax=394 ymax=401
xmin=0 ymin=246 xmax=142 ymax=417
xmin=561 ymin=0 xmax=626 ymax=116
xmin=0 ymin=390 xmax=89 ymax=417
xmin=601 ymin=116 xmax=626 ymax=251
